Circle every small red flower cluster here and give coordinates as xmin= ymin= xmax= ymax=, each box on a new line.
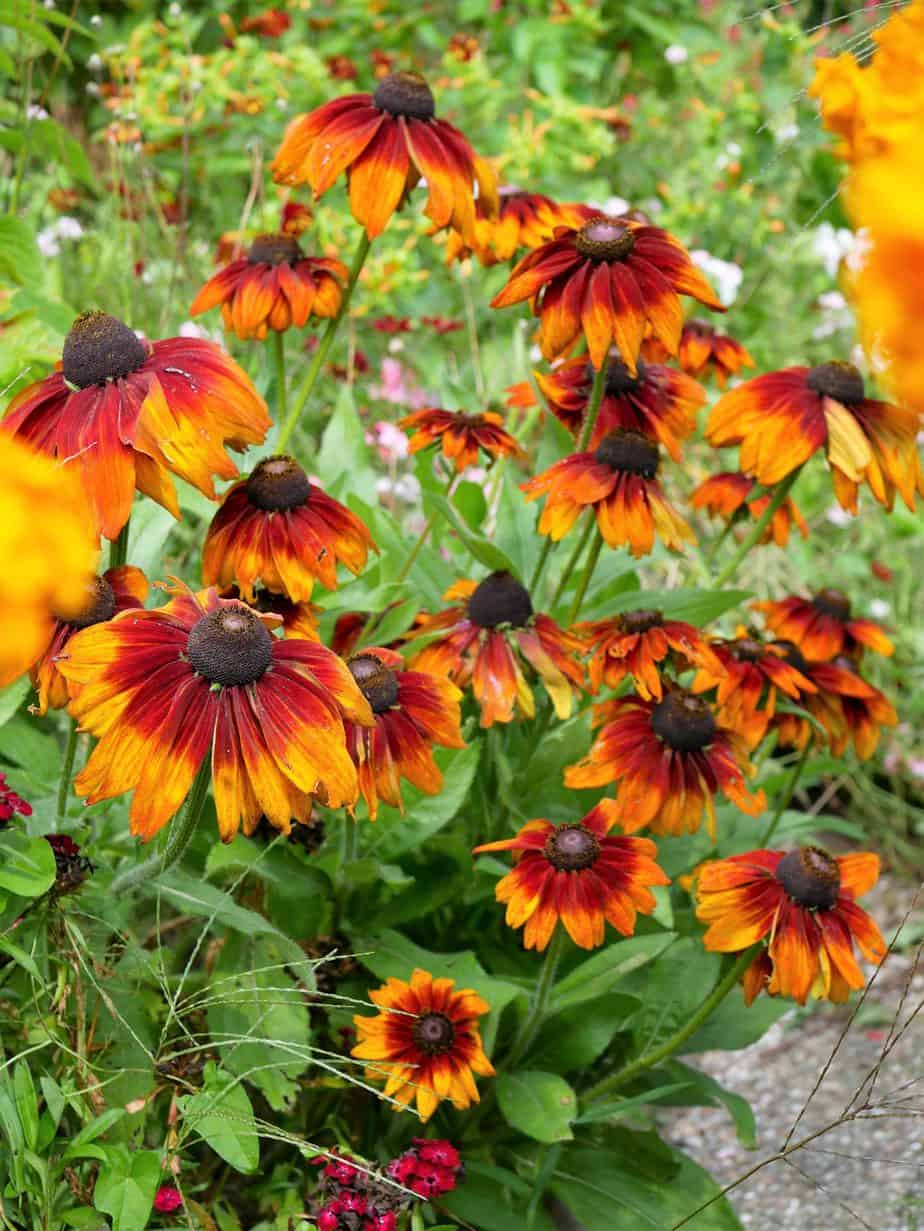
xmin=0 ymin=773 xmax=31 ymax=824
xmin=312 ymin=1140 xmax=462 ymax=1230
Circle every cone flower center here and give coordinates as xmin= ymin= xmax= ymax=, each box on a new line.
xmin=621 ymin=608 xmax=664 ymax=635
xmin=685 ymin=318 xmax=716 ymax=341
xmin=773 ymin=639 xmax=811 ymax=676
xmin=775 ymin=846 xmax=841 ymax=910
xmin=57 ymin=575 xmax=117 ymax=629
xmin=246 ymin=455 xmax=312 ymax=512
xmin=603 ymin=356 xmax=647 ymax=396
xmin=62 ymin=311 xmax=147 ymax=389
xmin=593 ymin=430 xmax=659 ymax=478
xmin=574 ymin=217 xmax=636 ymax=262
xmin=812 ymin=587 xmax=852 ymax=621
xmin=651 ymin=690 xmax=716 ymax=751
xmin=468 ymin=571 xmax=533 ymax=629
xmin=348 ymin=654 xmax=400 ymax=714
xmin=412 ymin=1011 xmax=455 ymax=1054
xmin=806 ymin=360 xmax=865 ymax=405
xmin=373 ymin=71 xmax=435 ymax=120
xmin=187 ymin=606 xmax=273 ymax=687
xmin=730 ymin=637 xmax=765 ymax=663
xmin=247 ymin=233 xmax=302 ymax=266
xmin=544 ymin=824 xmax=600 ymax=871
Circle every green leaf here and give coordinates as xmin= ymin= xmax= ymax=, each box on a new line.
xmin=368 ymin=743 xmax=480 ymax=856
xmin=428 ymin=492 xmax=516 ymax=574
xmin=0 ymin=677 xmax=29 ymax=727
xmin=656 ymin=1061 xmax=757 ymax=1149
xmin=621 ymin=939 xmax=721 ymax=1054
xmin=27 ymin=118 xmax=95 ymax=188
xmin=600 ymin=587 xmax=751 ymax=627
xmin=686 ymin=985 xmax=790 ymax=1053
xmin=531 ymin=994 xmax=641 ymax=1072
xmin=576 ymin=1082 xmax=694 ymax=1125
xmin=551 ymin=933 xmax=676 ymax=1013
xmin=13 ymin=1063 xmax=38 ymax=1150
xmin=0 ymin=831 xmax=56 ymax=898
xmin=0 ymin=216 xmax=41 ymax=287
xmin=494 ymin=470 xmax=541 ymax=583
xmin=497 ymin=1071 xmax=576 ymax=1143
xmin=442 ymin=1162 xmax=556 ymax=1231
xmin=94 ymin=1147 xmax=161 ymax=1231
xmin=316 ymin=384 xmax=376 ymax=492
xmin=180 ymin=1065 xmax=260 ymax=1174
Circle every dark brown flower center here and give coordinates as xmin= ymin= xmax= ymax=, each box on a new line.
xmin=468 ymin=571 xmax=533 ymax=629
xmin=62 ymin=311 xmax=147 ymax=389
xmin=772 ymin=639 xmax=811 ymax=676
xmin=348 ymin=653 xmax=399 ymax=713
xmin=685 ymin=318 xmax=716 ymax=341
xmin=574 ymin=217 xmax=636 ymax=262
xmin=593 ymin=430 xmax=659 ymax=478
xmin=621 ymin=608 xmax=664 ymax=635
xmin=246 ymin=455 xmax=312 ymax=512
xmin=603 ymin=356 xmax=647 ymax=396
xmin=812 ymin=587 xmax=851 ymax=622
xmin=247 ymin=233 xmax=302 ymax=266
xmin=57 ymin=575 xmax=117 ymax=629
xmin=651 ymin=690 xmax=716 ymax=751
xmin=543 ymin=824 xmax=600 ymax=871
xmin=412 ymin=1011 xmax=455 ymax=1054
xmin=730 ymin=637 xmax=765 ymax=663
xmin=187 ymin=606 xmax=273 ymax=687
xmin=373 ymin=71 xmax=435 ymax=120
xmin=775 ymin=845 xmax=841 ymax=910
xmin=806 ymin=361 xmax=865 ymax=405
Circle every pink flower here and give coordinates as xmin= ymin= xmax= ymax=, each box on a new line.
xmin=153 ymin=1185 xmax=183 ymax=1214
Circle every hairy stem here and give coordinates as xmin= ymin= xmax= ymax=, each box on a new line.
xmin=567 ymin=530 xmax=604 ymax=623
xmin=110 ymin=761 xmax=211 ymax=894
xmin=56 ymin=720 xmax=79 ymax=822
xmin=505 ymin=929 xmax=565 ymax=1069
xmin=108 ymin=519 xmax=131 ymax=570
xmin=272 ymin=329 xmax=287 ymax=427
xmin=760 ymin=740 xmax=812 ymax=847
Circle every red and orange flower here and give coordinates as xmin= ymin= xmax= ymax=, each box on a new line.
xmin=706 ymin=361 xmax=923 ymax=512
xmin=522 ymin=431 xmax=695 ymax=557
xmin=409 ymin=571 xmax=584 ymax=727
xmin=565 ymin=689 xmax=765 ymax=838
xmin=202 ymin=455 xmax=375 ymax=602
xmin=696 ymin=846 xmax=887 ymax=1004
xmin=646 ymin=319 xmax=754 ymax=387
xmin=398 ymin=407 xmax=523 ymax=473
xmin=579 ymin=608 xmax=725 ymax=700
xmin=57 ymin=587 xmax=372 ymax=842
xmin=444 ymin=186 xmax=592 ymax=266
xmin=352 ymin=968 xmax=495 ymax=1121
xmin=2 ymin=312 xmax=271 ymax=541
xmin=753 ymin=589 xmax=894 ymax=662
xmin=343 ymin=647 xmax=465 ymax=820
xmin=490 ymin=214 xmax=723 ymax=370
xmin=218 ymin=585 xmax=320 ymax=642
xmin=473 ymin=800 xmax=669 ymax=951
xmin=271 ymin=71 xmax=497 ymax=241
xmin=690 ymin=472 xmax=809 ymax=547
xmin=189 ymin=233 xmax=347 ymax=340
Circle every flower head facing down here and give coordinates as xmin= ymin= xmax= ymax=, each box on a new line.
xmin=490 ymin=215 xmax=723 ymax=370
xmin=398 ymin=408 xmax=523 ymax=473
xmin=753 ymin=590 xmax=894 ymax=663
xmin=565 ymin=689 xmax=765 ymax=838
xmin=653 ymin=318 xmax=755 ymax=387
xmin=202 ymin=455 xmax=376 ymax=601
xmin=473 ymin=800 xmax=669 ymax=951
xmin=57 ymin=587 xmax=372 ymax=842
xmin=444 ymin=185 xmax=593 ymax=266
xmin=352 ymin=968 xmax=495 ymax=1121
xmin=271 ymin=71 xmax=497 ymax=240
xmin=3 ymin=312 xmax=271 ymax=540
xmin=190 ymin=233 xmax=347 ymax=339
xmin=696 ymin=846 xmax=887 ymax=1003
xmin=579 ymin=608 xmax=726 ymax=700
xmin=691 ymin=472 xmax=808 ymax=547
xmin=409 ymin=572 xmax=584 ymax=727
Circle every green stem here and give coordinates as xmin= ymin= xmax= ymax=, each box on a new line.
xmin=584 ymin=945 xmax=760 ymax=1104
xmin=575 ymin=361 xmax=609 ymax=453
xmin=527 ymin=1144 xmax=562 ymax=1229
xmin=108 ymin=519 xmax=131 ymax=570
xmin=504 ymin=929 xmax=565 ymax=1069
xmin=272 ymin=329 xmax=287 ymax=427
xmin=56 ymin=720 xmax=78 ymax=822
xmin=528 ymin=538 xmax=553 ymax=595
xmin=549 ymin=514 xmax=594 ymax=610
xmin=332 ymin=820 xmax=358 ymax=932
xmin=110 ymin=761 xmax=211 ymax=895
xmin=567 ymin=530 xmax=604 ymax=623
xmin=760 ymin=740 xmax=811 ymax=847
xmin=712 ymin=470 xmax=801 ymax=588
xmin=276 ymin=231 xmax=372 ymax=451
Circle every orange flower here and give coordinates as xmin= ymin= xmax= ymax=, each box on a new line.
xmin=344 ymin=647 xmax=465 ymax=820
xmin=409 ymin=571 xmax=584 ymax=727
xmin=352 ymin=968 xmax=495 ymax=1121
xmin=696 ymin=846 xmax=886 ymax=1004
xmin=217 ymin=585 xmax=321 ymax=642
xmin=271 ymin=71 xmax=497 ymax=241
xmin=690 ymin=472 xmax=808 ymax=547
xmin=2 ymin=312 xmax=270 ymax=540
xmin=202 ymin=455 xmax=375 ymax=601
xmin=398 ymin=407 xmax=523 ymax=473
xmin=753 ymin=590 xmax=894 ymax=662
xmin=565 ymin=689 xmax=765 ymax=838
xmin=647 ymin=319 xmax=754 ymax=387
xmin=190 ymin=233 xmax=347 ymax=340
xmin=490 ymin=214 xmax=723 ymax=370
xmin=579 ymin=608 xmax=725 ymax=700
xmin=473 ymin=801 xmax=669 ymax=951
xmin=444 ymin=186 xmax=592 ymax=266
xmin=57 ymin=587 xmax=372 ymax=842
xmin=522 ymin=432 xmax=694 ymax=557
xmin=706 ymin=362 xmax=923 ymax=513
xmin=506 ymin=354 xmax=705 ymax=460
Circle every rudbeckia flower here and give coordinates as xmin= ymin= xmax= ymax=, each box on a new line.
xmin=565 ymin=689 xmax=765 ymax=838
xmin=189 ymin=233 xmax=347 ymax=340
xmin=398 ymin=407 xmax=523 ymax=473
xmin=506 ymin=354 xmax=705 ymax=459
xmin=753 ymin=589 xmax=894 ymax=662
xmin=579 ymin=608 xmax=725 ymax=700
xmin=56 ymin=587 xmax=373 ymax=841
xmin=647 ymin=319 xmax=755 ymax=387
xmin=490 ymin=214 xmax=723 ymax=370
xmin=0 ymin=435 xmax=98 ymax=687
xmin=218 ymin=585 xmax=320 ymax=641
xmin=271 ymin=71 xmax=497 ymax=241
xmin=696 ymin=845 xmax=887 ymax=1004
xmin=473 ymin=800 xmax=669 ymax=951
xmin=706 ymin=361 xmax=923 ymax=512
xmin=690 ymin=471 xmax=808 ymax=547
xmin=444 ymin=186 xmax=592 ymax=266
xmin=202 ymin=455 xmax=375 ymax=601
xmin=30 ymin=566 xmax=148 ymax=715
xmin=409 ymin=571 xmax=584 ymax=727
xmin=3 ymin=312 xmax=271 ymax=540
xmin=352 ymin=968 xmax=495 ymax=1121
xmin=344 ymin=647 xmax=465 ymax=819
xmin=522 ymin=431 xmax=695 ymax=557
